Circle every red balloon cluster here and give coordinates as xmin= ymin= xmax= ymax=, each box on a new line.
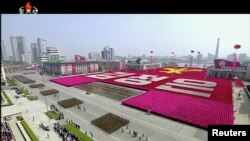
xmin=234 ymin=44 xmax=241 ymax=49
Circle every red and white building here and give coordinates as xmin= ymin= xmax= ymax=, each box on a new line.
xmin=43 ymin=60 xmax=99 ymax=76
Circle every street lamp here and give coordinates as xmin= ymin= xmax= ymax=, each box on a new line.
xmin=45 ymin=96 xmax=48 ymax=112
xmin=189 ymin=50 xmax=194 ymax=67
xmin=171 ymin=52 xmax=174 ymax=66
xmin=150 ymin=51 xmax=153 ymax=69
xmin=197 ymin=51 xmax=200 ymax=68
xmin=233 ymin=44 xmax=241 ymax=76
xmin=39 ymin=67 xmax=45 ymax=90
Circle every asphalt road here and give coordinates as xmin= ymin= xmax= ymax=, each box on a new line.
xmin=7 ymin=71 xmax=207 ymax=141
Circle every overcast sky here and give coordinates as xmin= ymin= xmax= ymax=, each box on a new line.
xmin=1 ymin=14 xmax=250 ymax=59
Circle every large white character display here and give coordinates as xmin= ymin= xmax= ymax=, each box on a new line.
xmin=156 ymin=78 xmax=217 ymax=97
xmin=86 ymin=72 xmax=135 ymax=80
xmin=115 ymin=74 xmax=168 ymax=85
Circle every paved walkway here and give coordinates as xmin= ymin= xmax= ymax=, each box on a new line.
xmin=8 ymin=119 xmax=25 ymax=141
xmin=1 ymin=90 xmax=61 ymax=141
xmin=233 ymin=82 xmax=250 ymax=124
xmin=22 ymin=72 xmax=206 ymax=141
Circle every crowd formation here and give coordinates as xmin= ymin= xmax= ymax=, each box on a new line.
xmin=29 ymin=83 xmax=45 ymax=88
xmin=91 ymin=113 xmax=129 ymax=134
xmin=57 ymin=98 xmax=83 ymax=109
xmin=12 ymin=75 xmax=35 ymax=84
xmin=10 ymin=87 xmax=22 ymax=94
xmin=54 ymin=123 xmax=81 ymax=141
xmin=121 ymin=125 xmax=149 ymax=141
xmin=50 ymin=104 xmax=64 ymax=119
xmin=75 ymin=82 xmax=143 ymax=100
xmin=65 ymin=119 xmax=80 ymax=129
xmin=1 ymin=122 xmax=15 ymax=141
xmin=40 ymin=89 xmax=59 ymax=96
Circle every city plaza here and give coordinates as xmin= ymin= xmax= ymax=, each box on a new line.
xmin=1 ymin=65 xmax=250 ymax=141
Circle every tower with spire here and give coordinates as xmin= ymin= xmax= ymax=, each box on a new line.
xmin=215 ymin=38 xmax=220 ymax=59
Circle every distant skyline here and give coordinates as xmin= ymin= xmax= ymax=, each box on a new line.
xmin=1 ymin=14 xmax=250 ymax=59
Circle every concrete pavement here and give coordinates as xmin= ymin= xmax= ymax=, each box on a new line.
xmin=1 ymin=90 xmax=61 ymax=141
xmin=15 ymin=71 xmax=207 ymax=141
xmin=233 ymin=82 xmax=250 ymax=124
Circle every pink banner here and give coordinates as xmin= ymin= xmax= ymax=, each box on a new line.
xmin=74 ymin=55 xmax=85 ymax=61
xmin=214 ymin=59 xmax=241 ymax=69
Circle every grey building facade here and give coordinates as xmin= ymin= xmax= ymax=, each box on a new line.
xmin=1 ymin=40 xmax=7 ymax=60
xmin=101 ymin=46 xmax=115 ymax=61
xmin=10 ymin=35 xmax=26 ymax=61
xmin=31 ymin=43 xmax=38 ymax=63
xmin=37 ymin=37 xmax=47 ymax=55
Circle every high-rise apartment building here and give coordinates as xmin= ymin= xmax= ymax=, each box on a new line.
xmin=88 ymin=52 xmax=101 ymax=60
xmin=207 ymin=53 xmax=215 ymax=62
xmin=31 ymin=43 xmax=38 ymax=63
xmin=227 ymin=53 xmax=234 ymax=61
xmin=1 ymin=40 xmax=7 ymax=60
xmin=10 ymin=35 xmax=26 ymax=61
xmin=238 ymin=53 xmax=247 ymax=63
xmin=1 ymin=64 xmax=7 ymax=86
xmin=101 ymin=46 xmax=115 ymax=61
xmin=21 ymin=54 xmax=32 ymax=65
xmin=37 ymin=37 xmax=47 ymax=55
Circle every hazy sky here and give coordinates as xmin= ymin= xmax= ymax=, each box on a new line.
xmin=1 ymin=14 xmax=250 ymax=59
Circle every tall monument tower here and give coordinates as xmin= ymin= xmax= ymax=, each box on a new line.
xmin=215 ymin=38 xmax=220 ymax=59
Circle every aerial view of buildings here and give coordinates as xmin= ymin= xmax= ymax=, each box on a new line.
xmin=1 ymin=14 xmax=250 ymax=141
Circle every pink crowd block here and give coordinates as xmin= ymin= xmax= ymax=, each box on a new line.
xmin=50 ymin=75 xmax=96 ymax=87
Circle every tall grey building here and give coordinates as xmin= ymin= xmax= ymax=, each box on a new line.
xmin=21 ymin=53 xmax=32 ymax=65
xmin=31 ymin=43 xmax=38 ymax=63
xmin=196 ymin=53 xmax=203 ymax=62
xmin=10 ymin=35 xmax=26 ymax=61
xmin=101 ymin=46 xmax=115 ymax=61
xmin=238 ymin=53 xmax=247 ymax=63
xmin=1 ymin=40 xmax=7 ymax=60
xmin=37 ymin=37 xmax=47 ymax=55
xmin=207 ymin=53 xmax=215 ymax=62
xmin=88 ymin=52 xmax=101 ymax=60
xmin=227 ymin=53 xmax=234 ymax=61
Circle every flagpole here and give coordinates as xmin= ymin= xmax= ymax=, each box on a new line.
xmin=40 ymin=70 xmax=45 ymax=90
xmin=41 ymin=69 xmax=48 ymax=112
xmin=45 ymin=95 xmax=48 ymax=112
